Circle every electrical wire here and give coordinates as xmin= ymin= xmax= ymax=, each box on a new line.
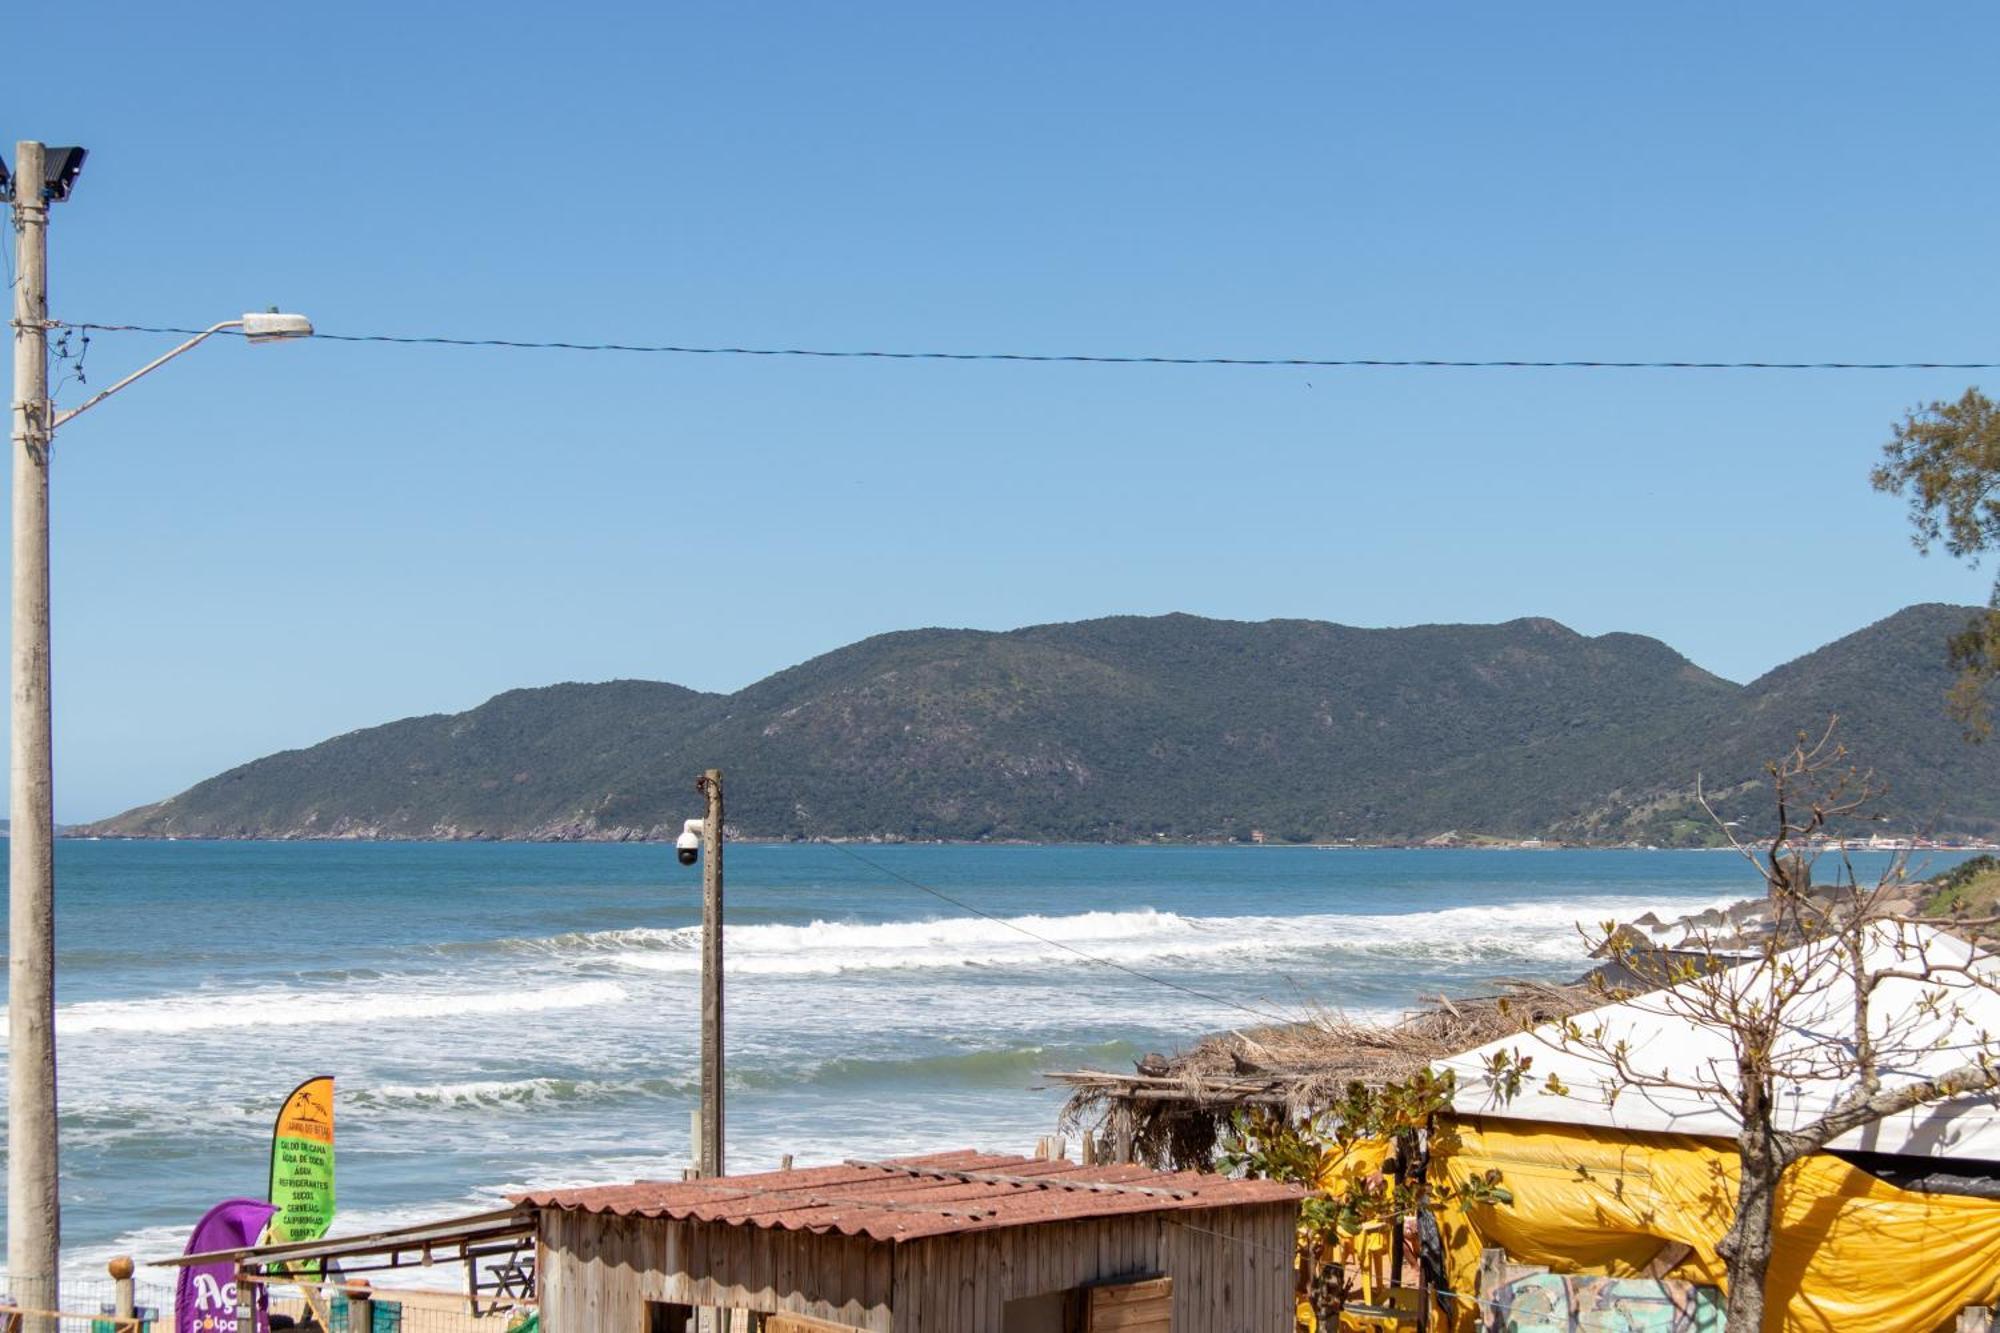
xmin=56 ymin=322 xmax=2000 ymax=371
xmin=48 ymin=325 xmax=89 ymax=404
xmin=820 ymin=841 xmax=1303 ymax=1027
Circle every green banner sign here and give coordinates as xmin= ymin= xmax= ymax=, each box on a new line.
xmin=267 ymin=1074 xmax=336 ymax=1254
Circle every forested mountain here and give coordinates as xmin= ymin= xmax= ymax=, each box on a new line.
xmin=1564 ymin=603 xmax=2000 ymax=844
xmin=81 ymin=604 xmax=2000 ymax=845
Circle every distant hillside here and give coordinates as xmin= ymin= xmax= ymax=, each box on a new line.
xmin=101 ymin=680 xmax=717 ymax=840
xmin=1559 ymin=603 xmax=2000 ymax=844
xmin=80 ymin=604 xmax=2000 ymax=845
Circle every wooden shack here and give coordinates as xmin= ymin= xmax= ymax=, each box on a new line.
xmin=519 ymin=1149 xmax=1303 ymax=1332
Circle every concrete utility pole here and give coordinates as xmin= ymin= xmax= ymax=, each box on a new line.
xmin=3 ymin=145 xmax=299 ymax=1329
xmin=9 ymin=138 xmax=60 ymax=1331
xmin=697 ymin=769 xmax=725 ymax=1178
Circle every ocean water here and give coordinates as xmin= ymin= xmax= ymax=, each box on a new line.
xmin=0 ymin=839 xmax=1959 ymax=1287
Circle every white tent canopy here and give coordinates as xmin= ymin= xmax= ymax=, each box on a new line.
xmin=1440 ymin=920 xmax=2000 ymax=1160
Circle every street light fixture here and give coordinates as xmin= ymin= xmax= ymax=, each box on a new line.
xmin=7 ymin=138 xmax=310 ymax=1329
xmin=52 ymin=313 xmax=314 ymax=430
xmin=241 ymin=312 xmax=314 ymax=343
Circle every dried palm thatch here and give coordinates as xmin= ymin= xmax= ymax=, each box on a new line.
xmin=1049 ymin=980 xmax=1602 ymax=1170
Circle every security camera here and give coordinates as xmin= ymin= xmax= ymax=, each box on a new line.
xmin=676 ymin=818 xmax=704 ymax=867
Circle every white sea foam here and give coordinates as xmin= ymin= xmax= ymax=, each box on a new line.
xmin=1319 ymin=896 xmax=1742 ymax=962
xmin=350 ymin=1075 xmax=690 ymax=1110
xmin=470 ymin=925 xmax=687 ymax=956
xmin=19 ymin=897 xmax=1726 ymax=1041
xmin=566 ymin=896 xmax=1735 ymax=975
xmin=360 ymin=1077 xmax=579 ymax=1107
xmin=42 ymin=979 xmax=628 ymax=1036
xmin=611 ymin=908 xmax=1233 ymax=975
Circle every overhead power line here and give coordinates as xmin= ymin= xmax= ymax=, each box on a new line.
xmin=59 ymin=322 xmax=1998 ymax=372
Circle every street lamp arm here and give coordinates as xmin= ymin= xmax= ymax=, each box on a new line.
xmin=50 ymin=320 xmax=243 ymax=431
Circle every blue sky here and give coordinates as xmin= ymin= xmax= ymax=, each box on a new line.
xmin=9 ymin=3 xmax=1999 ymax=820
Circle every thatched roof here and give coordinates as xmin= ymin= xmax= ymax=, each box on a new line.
xmin=1047 ymin=981 xmax=1602 ymax=1168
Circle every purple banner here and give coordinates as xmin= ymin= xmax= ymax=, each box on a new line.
xmin=176 ymin=1198 xmax=278 ymax=1333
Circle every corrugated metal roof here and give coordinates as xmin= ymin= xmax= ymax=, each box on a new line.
xmin=514 ymin=1150 xmax=1304 ymax=1243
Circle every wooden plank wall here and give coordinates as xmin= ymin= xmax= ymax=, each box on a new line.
xmin=1159 ymin=1203 xmax=1296 ymax=1332
xmin=536 ymin=1209 xmax=895 ymax=1333
xmin=539 ymin=1208 xmax=649 ymax=1333
xmin=891 ymin=1202 xmax=1297 ymax=1332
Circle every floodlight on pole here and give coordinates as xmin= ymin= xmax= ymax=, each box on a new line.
xmin=38 ymin=148 xmax=86 ymax=202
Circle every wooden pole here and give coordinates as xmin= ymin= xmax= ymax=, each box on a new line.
xmin=1112 ymin=1103 xmax=1135 ymax=1165
xmin=1387 ymin=1139 xmax=1406 ymax=1300
xmin=108 ymin=1256 xmax=135 ymax=1327
xmin=698 ymin=769 xmax=724 ymax=1179
xmin=1413 ymin=1127 xmax=1434 ymax=1333
xmin=9 ymin=138 xmax=60 ymax=1333
xmin=233 ymin=1264 xmax=256 ymax=1333
xmin=346 ymin=1279 xmax=374 ymax=1333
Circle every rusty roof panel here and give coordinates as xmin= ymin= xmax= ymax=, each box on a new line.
xmin=513 ymin=1151 xmax=1303 ymax=1243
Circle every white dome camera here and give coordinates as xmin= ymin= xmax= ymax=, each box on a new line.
xmin=676 ymin=818 xmax=704 ymax=867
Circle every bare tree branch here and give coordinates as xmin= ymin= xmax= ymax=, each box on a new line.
xmin=1788 ymin=1059 xmax=2000 ymax=1157
xmin=1487 ymin=719 xmax=2000 ymax=1331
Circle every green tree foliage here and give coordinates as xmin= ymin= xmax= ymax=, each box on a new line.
xmin=1219 ymin=1071 xmax=1509 ymax=1326
xmin=1872 ymin=387 xmax=2000 ymax=735
xmin=1920 ymin=852 xmax=2000 ymax=916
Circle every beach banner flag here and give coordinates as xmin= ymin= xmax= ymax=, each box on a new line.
xmin=266 ymin=1075 xmax=337 ymax=1269
xmin=176 ymin=1197 xmax=278 ymax=1333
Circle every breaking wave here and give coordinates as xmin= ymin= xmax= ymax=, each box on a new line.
xmin=16 ymin=896 xmax=1724 ymax=1041
xmin=350 ymin=1075 xmax=688 ymax=1110
xmin=348 ymin=1040 xmax=1146 ymax=1110
xmin=40 ymin=979 xmax=628 ymax=1035
xmin=479 ymin=897 xmax=1726 ymax=975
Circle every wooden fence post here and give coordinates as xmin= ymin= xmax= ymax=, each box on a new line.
xmin=107 ymin=1257 xmax=134 ymax=1328
xmin=1112 ymin=1104 xmax=1135 ymax=1164
xmin=233 ymin=1265 xmax=256 ymax=1333
xmin=346 ymin=1279 xmax=373 ymax=1333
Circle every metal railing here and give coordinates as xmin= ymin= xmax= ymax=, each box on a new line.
xmin=0 ymin=1273 xmax=174 ymax=1333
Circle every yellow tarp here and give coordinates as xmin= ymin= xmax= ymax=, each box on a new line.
xmin=1300 ymin=1135 xmax=1406 ymax=1332
xmin=1431 ymin=1116 xmax=2000 ymax=1332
